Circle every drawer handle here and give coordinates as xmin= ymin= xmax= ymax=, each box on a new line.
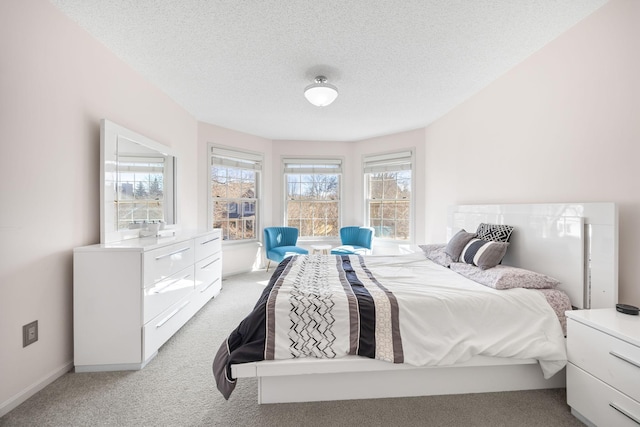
xmin=201 ymin=237 xmax=220 ymax=245
xmin=201 ymin=277 xmax=221 ymax=293
xmin=155 ymin=301 xmax=190 ymax=328
xmin=610 ymin=351 xmax=640 ymax=369
xmin=609 ymin=403 xmax=640 ymax=425
xmin=154 ymin=247 xmax=191 ymax=260
xmin=201 ymin=257 xmax=221 ymax=269
xmin=153 ymin=274 xmax=191 ymax=294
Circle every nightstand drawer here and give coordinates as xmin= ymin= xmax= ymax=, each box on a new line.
xmin=567 ymin=364 xmax=640 ymax=427
xmin=568 ymin=318 xmax=640 ymax=402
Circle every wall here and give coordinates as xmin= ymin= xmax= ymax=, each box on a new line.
xmin=0 ymin=0 xmax=198 ymax=415
xmin=197 ymin=122 xmax=272 ymax=275
xmin=423 ymin=0 xmax=639 ymax=305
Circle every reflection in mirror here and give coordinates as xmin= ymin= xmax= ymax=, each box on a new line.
xmin=115 ymin=138 xmax=174 ymax=230
xmin=101 ymin=120 xmax=177 ymax=243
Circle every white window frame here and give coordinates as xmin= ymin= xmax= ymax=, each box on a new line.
xmin=209 ymin=144 xmax=263 ymax=243
xmin=283 ymin=157 xmax=343 ymax=240
xmin=363 ymin=150 xmax=414 ymax=242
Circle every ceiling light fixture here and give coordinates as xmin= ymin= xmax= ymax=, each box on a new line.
xmin=304 ymin=76 xmax=338 ymax=107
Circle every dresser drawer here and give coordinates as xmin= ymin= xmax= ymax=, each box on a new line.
xmin=568 ymin=318 xmax=640 ymax=402
xmin=143 ymin=295 xmax=195 ymax=361
xmin=195 ymin=252 xmax=222 ymax=296
xmin=143 ymin=267 xmax=194 ymax=323
xmin=143 ymin=241 xmax=194 ymax=286
xmin=195 ymin=230 xmax=221 ymax=262
xmin=567 ymin=363 xmax=640 ymax=427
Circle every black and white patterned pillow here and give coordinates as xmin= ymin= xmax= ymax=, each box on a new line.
xmin=476 ymin=223 xmax=514 ymax=243
xmin=460 ymin=238 xmax=509 ymax=269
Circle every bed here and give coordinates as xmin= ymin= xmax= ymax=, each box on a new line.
xmin=213 ymin=202 xmax=618 ymax=404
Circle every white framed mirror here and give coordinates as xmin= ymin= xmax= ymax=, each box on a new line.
xmin=101 ymin=119 xmax=177 ymax=243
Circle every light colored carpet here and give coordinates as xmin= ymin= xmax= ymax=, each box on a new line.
xmin=1 ymin=269 xmax=584 ymax=427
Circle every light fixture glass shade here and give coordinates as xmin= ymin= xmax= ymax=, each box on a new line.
xmin=304 ymin=76 xmax=338 ymax=107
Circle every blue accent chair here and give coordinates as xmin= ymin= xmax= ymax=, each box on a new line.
xmin=264 ymin=227 xmax=308 ymax=272
xmin=331 ymin=226 xmax=374 ymax=256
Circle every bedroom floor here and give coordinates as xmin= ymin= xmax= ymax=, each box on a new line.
xmin=0 ymin=269 xmax=584 ymax=427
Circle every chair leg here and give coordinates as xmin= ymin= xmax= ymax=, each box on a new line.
xmin=266 ymin=260 xmax=271 ymax=273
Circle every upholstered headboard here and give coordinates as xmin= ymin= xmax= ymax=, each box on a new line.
xmin=448 ymin=203 xmax=618 ymax=309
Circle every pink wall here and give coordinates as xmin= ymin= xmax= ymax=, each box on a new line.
xmin=424 ymin=0 xmax=639 ymax=305
xmin=0 ymin=0 xmax=198 ymax=413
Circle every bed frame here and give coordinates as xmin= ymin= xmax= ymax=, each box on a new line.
xmin=232 ymin=202 xmax=618 ymax=404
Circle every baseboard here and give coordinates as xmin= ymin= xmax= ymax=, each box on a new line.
xmin=0 ymin=361 xmax=73 ymax=418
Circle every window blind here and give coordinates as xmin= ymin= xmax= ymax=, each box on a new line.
xmin=117 ymin=155 xmax=165 ymax=173
xmin=363 ymin=150 xmax=412 ymax=173
xmin=283 ymin=158 xmax=342 ymax=174
xmin=210 ymin=146 xmax=263 ymax=171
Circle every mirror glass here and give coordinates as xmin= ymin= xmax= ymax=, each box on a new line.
xmin=101 ymin=120 xmax=177 ymax=243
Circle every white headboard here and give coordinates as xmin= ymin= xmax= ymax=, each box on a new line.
xmin=447 ymin=203 xmax=618 ymax=309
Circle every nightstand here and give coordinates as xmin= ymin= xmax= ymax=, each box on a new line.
xmin=566 ymin=308 xmax=640 ymax=426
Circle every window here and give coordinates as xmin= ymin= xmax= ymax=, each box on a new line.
xmin=116 ymin=155 xmax=166 ymax=229
xmin=284 ymin=158 xmax=342 ymax=238
xmin=209 ymin=145 xmax=262 ymax=241
xmin=364 ymin=150 xmax=412 ymax=241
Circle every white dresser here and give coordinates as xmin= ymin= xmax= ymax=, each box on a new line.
xmin=566 ymin=308 xmax=640 ymax=426
xmin=73 ymin=229 xmax=222 ymax=372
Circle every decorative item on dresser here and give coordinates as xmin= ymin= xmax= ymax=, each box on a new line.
xmin=566 ymin=308 xmax=640 ymax=426
xmin=74 ymin=229 xmax=222 ymax=372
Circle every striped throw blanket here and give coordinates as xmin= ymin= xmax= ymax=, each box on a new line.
xmin=213 ymin=254 xmax=403 ymax=399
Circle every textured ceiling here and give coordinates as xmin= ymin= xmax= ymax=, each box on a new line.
xmin=50 ymin=0 xmax=608 ymax=141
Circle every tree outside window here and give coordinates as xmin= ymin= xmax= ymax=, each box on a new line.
xmin=364 ymin=151 xmax=412 ymax=241
xmin=116 ymin=159 xmax=165 ymax=229
xmin=210 ymin=146 xmax=262 ymax=241
xmin=212 ymin=167 xmax=257 ymax=240
xmin=284 ymin=159 xmax=342 ymax=238
xmin=366 ymin=171 xmax=411 ymax=240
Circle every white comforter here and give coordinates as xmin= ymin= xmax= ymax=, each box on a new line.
xmin=362 ymin=251 xmax=567 ymax=378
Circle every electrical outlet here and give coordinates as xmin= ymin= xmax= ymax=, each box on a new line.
xmin=23 ymin=320 xmax=38 ymax=347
